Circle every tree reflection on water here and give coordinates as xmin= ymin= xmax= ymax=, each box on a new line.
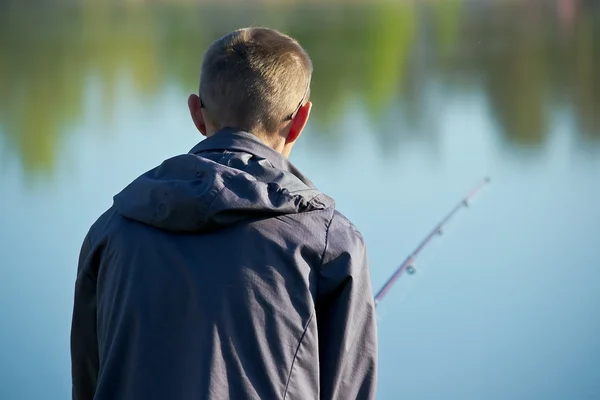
xmin=0 ymin=0 xmax=597 ymax=177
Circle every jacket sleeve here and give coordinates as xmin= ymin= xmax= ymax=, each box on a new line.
xmin=70 ymin=234 xmax=99 ymax=400
xmin=316 ymin=211 xmax=378 ymax=400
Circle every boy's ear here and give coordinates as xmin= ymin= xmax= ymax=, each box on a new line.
xmin=188 ymin=94 xmax=207 ymax=137
xmin=287 ymin=101 xmax=312 ymax=144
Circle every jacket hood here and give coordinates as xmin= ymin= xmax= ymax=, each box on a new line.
xmin=113 ymin=129 xmax=334 ymax=233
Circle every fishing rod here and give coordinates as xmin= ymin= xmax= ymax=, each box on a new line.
xmin=374 ymin=176 xmax=490 ymax=307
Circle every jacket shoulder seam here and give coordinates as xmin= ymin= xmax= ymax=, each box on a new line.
xmin=318 ymin=207 xmax=336 ymax=270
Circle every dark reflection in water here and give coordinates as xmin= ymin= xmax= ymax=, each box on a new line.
xmin=0 ymin=0 xmax=598 ymax=176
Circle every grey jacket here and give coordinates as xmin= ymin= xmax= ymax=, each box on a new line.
xmin=71 ymin=128 xmax=378 ymax=400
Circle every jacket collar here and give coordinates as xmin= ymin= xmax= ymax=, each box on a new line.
xmin=189 ymin=128 xmax=316 ymax=189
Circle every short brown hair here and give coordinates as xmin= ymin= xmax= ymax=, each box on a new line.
xmin=199 ymin=27 xmax=312 ymax=136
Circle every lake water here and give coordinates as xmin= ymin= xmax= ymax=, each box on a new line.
xmin=1 ymin=1 xmax=599 ymax=399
